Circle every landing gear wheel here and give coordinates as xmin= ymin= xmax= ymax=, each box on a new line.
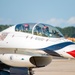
xmin=28 ymin=68 xmax=34 ymax=75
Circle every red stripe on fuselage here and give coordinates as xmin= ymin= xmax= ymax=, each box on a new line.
xmin=67 ymin=50 xmax=75 ymax=57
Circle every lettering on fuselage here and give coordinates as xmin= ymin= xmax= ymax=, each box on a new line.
xmin=35 ymin=37 xmax=44 ymax=41
xmin=25 ymin=35 xmax=49 ymax=42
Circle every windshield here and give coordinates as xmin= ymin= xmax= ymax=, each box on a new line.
xmin=15 ymin=23 xmax=63 ymax=38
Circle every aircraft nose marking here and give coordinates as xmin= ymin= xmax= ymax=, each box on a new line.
xmin=67 ymin=50 xmax=75 ymax=57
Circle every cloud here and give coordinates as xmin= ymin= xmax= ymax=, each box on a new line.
xmin=44 ymin=17 xmax=75 ymax=27
xmin=46 ymin=18 xmax=65 ymax=26
xmin=67 ymin=17 xmax=75 ymax=25
xmin=0 ymin=17 xmax=75 ymax=27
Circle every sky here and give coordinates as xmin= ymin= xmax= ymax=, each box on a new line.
xmin=0 ymin=0 xmax=75 ymax=27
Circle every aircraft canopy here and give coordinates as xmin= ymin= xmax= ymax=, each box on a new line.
xmin=15 ymin=23 xmax=63 ymax=38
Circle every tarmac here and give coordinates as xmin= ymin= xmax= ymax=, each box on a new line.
xmin=34 ymin=58 xmax=75 ymax=75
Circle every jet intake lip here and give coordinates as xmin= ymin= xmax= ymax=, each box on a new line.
xmin=67 ymin=50 xmax=75 ymax=58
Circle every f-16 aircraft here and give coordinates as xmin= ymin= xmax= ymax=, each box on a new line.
xmin=0 ymin=23 xmax=75 ymax=75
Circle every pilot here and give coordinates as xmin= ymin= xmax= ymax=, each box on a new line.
xmin=24 ymin=24 xmax=29 ymax=32
xmin=36 ymin=26 xmax=42 ymax=35
xmin=42 ymin=26 xmax=49 ymax=36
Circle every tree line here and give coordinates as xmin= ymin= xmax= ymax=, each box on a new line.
xmin=56 ymin=26 xmax=75 ymax=37
xmin=0 ymin=25 xmax=75 ymax=37
xmin=0 ymin=25 xmax=12 ymax=31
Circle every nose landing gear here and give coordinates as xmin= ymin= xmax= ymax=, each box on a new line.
xmin=28 ymin=68 xmax=34 ymax=75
